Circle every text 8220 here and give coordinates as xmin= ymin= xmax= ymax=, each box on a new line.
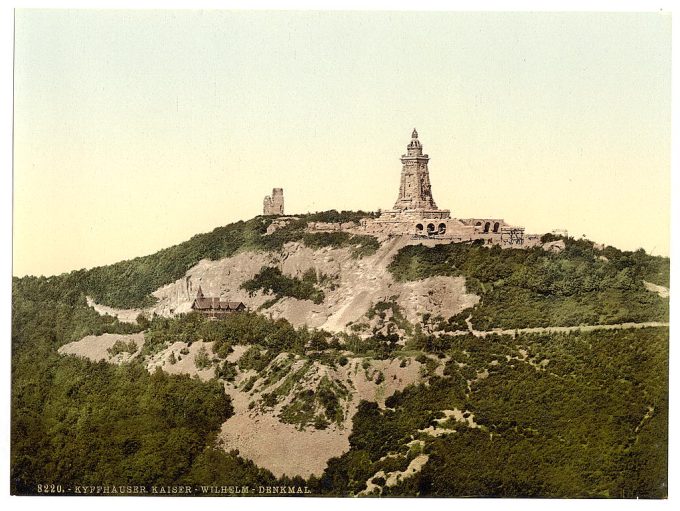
xmin=37 ymin=484 xmax=64 ymax=494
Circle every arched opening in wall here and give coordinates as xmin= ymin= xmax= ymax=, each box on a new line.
xmin=438 ymin=223 xmax=447 ymax=234
xmin=415 ymin=223 xmax=424 ymax=233
xmin=484 ymin=222 xmax=491 ymax=233
xmin=427 ymin=223 xmax=436 ymax=235
xmin=493 ymin=222 xmax=500 ymax=233
xmin=475 ymin=221 xmax=482 ymax=227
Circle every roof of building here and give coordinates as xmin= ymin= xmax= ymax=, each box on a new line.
xmin=192 ymin=298 xmax=246 ymax=311
xmin=191 ymin=287 xmax=245 ymax=311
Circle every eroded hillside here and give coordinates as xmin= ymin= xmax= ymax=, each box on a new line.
xmin=59 ymin=330 xmax=432 ymax=478
xmin=90 ymin=236 xmax=479 ymax=335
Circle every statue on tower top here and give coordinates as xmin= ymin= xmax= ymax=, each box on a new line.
xmin=407 ymin=128 xmax=423 ymax=154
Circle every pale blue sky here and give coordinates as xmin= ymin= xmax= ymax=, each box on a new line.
xmin=13 ymin=10 xmax=671 ymax=276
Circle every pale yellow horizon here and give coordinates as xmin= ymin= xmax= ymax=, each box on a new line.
xmin=13 ymin=10 xmax=671 ymax=277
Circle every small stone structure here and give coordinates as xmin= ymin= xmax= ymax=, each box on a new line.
xmin=263 ymin=188 xmax=285 ymax=216
xmin=190 ymin=286 xmax=246 ymax=319
xmin=357 ymin=129 xmax=540 ymax=247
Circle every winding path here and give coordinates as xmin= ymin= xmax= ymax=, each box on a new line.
xmin=458 ymin=317 xmax=669 ymax=338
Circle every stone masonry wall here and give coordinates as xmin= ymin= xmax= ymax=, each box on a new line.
xmin=263 ymin=188 xmax=285 ymax=215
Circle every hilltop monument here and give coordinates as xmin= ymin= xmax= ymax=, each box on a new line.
xmin=358 ymin=129 xmax=537 ymax=246
xmin=393 ymin=129 xmax=445 ymax=213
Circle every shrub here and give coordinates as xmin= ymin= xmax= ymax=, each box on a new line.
xmin=212 ymin=340 xmax=233 ymax=359
xmin=241 ymin=266 xmax=325 ymax=304
xmin=194 ymin=346 xmax=212 ymax=370
xmin=372 ymin=476 xmax=386 ymax=486
xmin=215 ymin=360 xmax=237 ymax=382
xmin=415 ymin=354 xmax=428 ymax=364
xmin=238 ymin=347 xmax=275 ymax=373
xmin=107 ymin=339 xmax=138 ymax=356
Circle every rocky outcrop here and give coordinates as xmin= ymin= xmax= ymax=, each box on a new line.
xmin=542 ymin=240 xmax=566 ymax=253
xmin=89 ymin=238 xmax=480 ymax=334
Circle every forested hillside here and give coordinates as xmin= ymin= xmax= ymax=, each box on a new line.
xmin=322 ymin=327 xmax=667 ymax=497
xmin=11 ymin=277 xmax=296 ymax=494
xmin=389 ymin=236 xmax=669 ymax=329
xmin=11 ymin=213 xmax=669 ymax=497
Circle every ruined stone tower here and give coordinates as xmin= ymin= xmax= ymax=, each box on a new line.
xmin=263 ymin=188 xmax=284 ymax=215
xmin=393 ymin=129 xmax=438 ymax=211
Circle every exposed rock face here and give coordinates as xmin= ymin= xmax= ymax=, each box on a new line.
xmin=265 ymin=216 xmax=298 ymax=234
xmin=86 ymin=296 xmax=142 ymax=323
xmin=59 ymin=331 xmax=429 ymax=479
xmin=542 ymin=240 xmax=566 ymax=253
xmin=150 ymin=251 xmax=272 ymax=317
xmin=644 ymin=281 xmax=670 ymax=298
xmin=91 ymin=238 xmax=479 ymax=334
xmin=58 ymin=332 xmax=145 ymax=363
xmin=218 ymin=355 xmax=425 ymax=478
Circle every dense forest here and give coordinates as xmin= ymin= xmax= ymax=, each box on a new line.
xmin=389 ymin=236 xmax=669 ymax=329
xmin=323 ymin=327 xmax=667 ymax=497
xmin=11 ymin=212 xmax=669 ymax=497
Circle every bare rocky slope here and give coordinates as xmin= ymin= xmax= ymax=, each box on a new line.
xmin=90 ymin=236 xmax=479 ymax=334
xmin=59 ymin=332 xmax=434 ymax=478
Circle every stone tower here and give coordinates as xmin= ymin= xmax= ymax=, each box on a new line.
xmin=263 ymin=188 xmax=284 ymax=215
xmin=393 ymin=129 xmax=438 ymax=211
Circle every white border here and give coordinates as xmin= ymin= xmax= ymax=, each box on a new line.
xmin=2 ymin=2 xmax=676 ymax=511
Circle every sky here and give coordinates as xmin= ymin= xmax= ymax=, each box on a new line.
xmin=12 ymin=9 xmax=671 ymax=277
